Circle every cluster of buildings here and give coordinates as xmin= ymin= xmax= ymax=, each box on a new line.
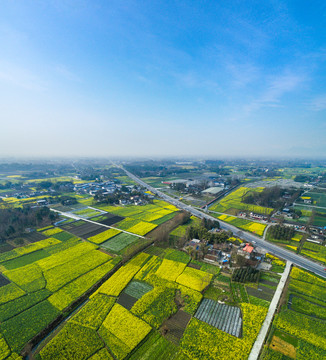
xmin=118 ymin=194 xmax=153 ymax=206
xmin=73 ymin=181 xmax=123 ymax=195
xmin=164 ymin=178 xmax=226 ymax=189
xmin=4 ymin=189 xmax=50 ymax=199
xmin=185 ymin=234 xmax=266 ymax=268
xmin=238 ymin=212 xmax=268 ymax=222
xmin=237 ymin=243 xmax=266 ymax=263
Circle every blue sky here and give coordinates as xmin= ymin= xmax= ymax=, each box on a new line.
xmin=0 ymin=0 xmax=326 ymax=158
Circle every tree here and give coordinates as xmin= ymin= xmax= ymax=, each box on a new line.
xmin=277 ymin=216 xmax=284 ymax=225
xmin=236 ymin=254 xmax=247 ymax=267
xmin=185 ymin=246 xmax=193 ymax=257
xmin=180 ymin=211 xmax=191 ymax=225
xmin=37 ymin=181 xmax=53 ymax=190
xmin=200 ymin=242 xmax=208 ymax=258
xmin=155 ymin=227 xmax=169 ymax=245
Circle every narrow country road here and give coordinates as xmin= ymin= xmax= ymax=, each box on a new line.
xmin=248 ymin=261 xmax=292 ymax=360
xmin=50 ymin=208 xmax=146 ymax=239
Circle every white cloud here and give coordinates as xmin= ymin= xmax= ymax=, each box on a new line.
xmin=261 ymin=73 xmax=304 ymax=103
xmin=242 ymin=72 xmax=306 ymax=116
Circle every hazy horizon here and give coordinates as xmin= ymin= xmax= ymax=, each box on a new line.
xmin=1 ymin=1 xmax=326 ymax=158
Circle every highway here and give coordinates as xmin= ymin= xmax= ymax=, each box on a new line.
xmin=121 ymin=167 xmax=326 ymax=279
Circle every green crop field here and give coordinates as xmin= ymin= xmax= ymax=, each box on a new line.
xmin=0 ymin=234 xmax=121 ymax=357
xmin=72 ymin=207 xmax=102 ymax=218
xmin=170 ymin=216 xmax=201 ymax=238
xmin=100 ymin=232 xmax=138 ymax=253
xmin=312 ymin=213 xmax=326 ymax=227
xmin=209 ymin=187 xmax=273 ymax=215
xmin=34 ymin=245 xmax=274 ymax=360
xmin=300 ymin=241 xmax=326 ymax=264
xmin=262 ymin=267 xmax=326 ymax=359
xmin=90 ymin=200 xmax=179 ymax=251
xmin=303 ymin=191 xmax=326 ymax=207
xmin=216 ymin=214 xmax=266 ymax=236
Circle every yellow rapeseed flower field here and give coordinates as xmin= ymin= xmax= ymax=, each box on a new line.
xmin=42 ymin=228 xmax=62 ymax=237
xmin=176 ymin=267 xmax=213 ymax=292
xmin=88 ymin=228 xmax=121 ymax=244
xmin=155 ymin=259 xmax=187 ymax=282
xmin=127 ymin=221 xmax=157 ymax=236
xmin=101 ymin=304 xmax=151 ymax=350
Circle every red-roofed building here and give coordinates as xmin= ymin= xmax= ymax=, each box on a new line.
xmin=243 ymin=244 xmax=254 ymax=253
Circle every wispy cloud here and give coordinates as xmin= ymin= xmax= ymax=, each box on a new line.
xmin=226 ymin=62 xmax=260 ymax=88
xmin=0 ymin=62 xmax=46 ymax=91
xmin=242 ymin=72 xmax=306 ymax=115
xmin=134 ymin=73 xmax=152 ymax=85
xmin=309 ymin=94 xmax=326 ymax=111
xmin=170 ymin=70 xmax=221 ymax=92
xmin=55 ymin=64 xmax=81 ymax=82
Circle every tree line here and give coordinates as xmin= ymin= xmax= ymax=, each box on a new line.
xmin=185 ymin=224 xmax=233 ymax=246
xmin=0 ymin=206 xmax=58 ymax=242
xmin=269 ymin=224 xmax=295 ymax=241
xmin=232 ymin=267 xmax=260 ymax=283
xmin=243 ymin=186 xmax=302 ymax=210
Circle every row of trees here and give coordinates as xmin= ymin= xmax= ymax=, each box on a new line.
xmin=243 ymin=186 xmax=301 ymax=210
xmin=125 ymin=163 xmax=191 ymax=178
xmin=269 ymin=224 xmax=295 ymax=241
xmin=153 ymin=211 xmax=191 ymax=246
xmin=185 ymin=225 xmax=231 ymax=245
xmin=232 ymin=267 xmax=260 ymax=283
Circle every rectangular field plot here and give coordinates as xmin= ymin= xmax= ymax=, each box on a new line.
xmin=300 ymin=241 xmax=326 ymax=264
xmin=163 ymin=309 xmax=191 ymax=344
xmin=194 ymin=298 xmax=242 ymax=337
xmin=127 ymin=221 xmax=157 ymax=236
xmin=88 ymin=228 xmax=121 ymax=244
xmin=0 ymin=274 xmax=10 ymax=287
xmin=2 ymin=249 xmax=51 ymax=270
xmin=100 ymin=233 xmax=138 ymax=252
xmin=246 ymin=285 xmax=274 ymax=301
xmin=70 ymin=207 xmax=103 ymax=218
xmin=312 ymin=214 xmax=326 ymax=227
xmin=99 ymin=304 xmax=152 ymax=359
xmin=124 ymin=281 xmax=153 ymax=299
xmin=305 ymin=191 xmax=326 ymax=207
xmin=176 ymin=267 xmax=212 ymax=291
xmin=128 ymin=331 xmax=179 ymax=360
xmin=24 ymin=231 xmax=47 ymax=243
xmin=0 ymin=244 xmax=14 ymax=254
xmin=61 ymin=221 xmax=107 ymax=238
xmin=143 ymin=246 xmax=166 ymax=257
xmin=117 ymin=292 xmax=138 ymax=310
xmin=117 ymin=281 xmax=153 ymax=310
xmin=51 ymin=231 xmax=75 ymax=242
xmin=98 ymin=214 xmax=124 ymax=226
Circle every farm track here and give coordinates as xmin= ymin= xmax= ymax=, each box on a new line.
xmin=248 ymin=261 xmax=292 ymax=360
xmin=50 ymin=208 xmax=145 ymax=239
xmin=293 ymin=202 xmax=326 ymax=210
